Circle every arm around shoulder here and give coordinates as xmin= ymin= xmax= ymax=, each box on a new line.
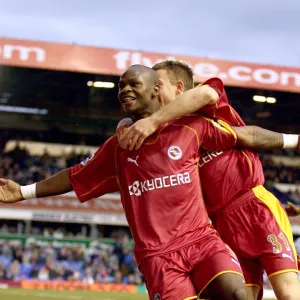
xmin=150 ymin=85 xmax=219 ymax=127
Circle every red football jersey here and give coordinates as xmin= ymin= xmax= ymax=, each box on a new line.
xmin=68 ymin=116 xmax=237 ymax=265
xmin=197 ymin=78 xmax=265 ymax=217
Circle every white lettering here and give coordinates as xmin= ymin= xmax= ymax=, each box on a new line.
xmin=253 ymin=69 xmax=279 ymax=84
xmin=114 ymin=51 xmax=177 ymax=71
xmin=183 ymin=172 xmax=191 ymax=183
xmin=199 ymin=161 xmax=204 ymax=168
xmin=199 ymin=150 xmax=224 ymax=167
xmin=114 ymin=51 xmax=300 ymax=91
xmin=177 ymin=173 xmax=185 ymax=185
xmin=128 ymin=172 xmax=191 ymax=197
xmin=210 ymin=150 xmax=223 ymax=157
xmin=202 ymin=155 xmax=211 ymax=164
xmin=141 ymin=180 xmax=148 ymax=192
xmin=147 ymin=179 xmax=155 ymax=190
xmin=280 ymin=72 xmax=300 ymax=87
xmin=162 ymin=176 xmax=170 ymax=187
xmin=131 ymin=52 xmax=142 ymax=65
xmin=228 ymin=66 xmax=252 ymax=81
xmin=194 ymin=63 xmax=219 ymax=78
xmin=154 ymin=178 xmax=163 ymax=189
xmin=170 ymin=175 xmax=177 ymax=186
xmin=114 ymin=51 xmax=130 ymax=69
xmin=1 ymin=44 xmax=46 ymax=62
xmin=142 ymin=57 xmax=153 ymax=67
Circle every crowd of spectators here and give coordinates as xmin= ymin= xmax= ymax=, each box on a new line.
xmin=0 ymin=225 xmax=299 ymax=287
xmin=0 ymin=222 xmax=89 ymax=239
xmin=1 ymin=144 xmax=299 ymax=195
xmin=262 ymin=156 xmax=300 ymax=185
xmin=0 ymin=231 xmax=142 ymax=285
xmin=0 ymin=144 xmax=90 ymax=185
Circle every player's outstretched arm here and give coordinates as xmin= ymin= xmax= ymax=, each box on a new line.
xmin=119 ymin=86 xmax=218 ymax=150
xmin=232 ymin=126 xmax=300 ymax=150
xmin=285 ymin=202 xmax=300 ymax=216
xmin=0 ymin=169 xmax=72 ymax=204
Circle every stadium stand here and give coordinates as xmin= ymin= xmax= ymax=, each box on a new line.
xmin=1 ymin=141 xmax=300 ymax=289
xmin=0 ymin=231 xmax=142 ymax=285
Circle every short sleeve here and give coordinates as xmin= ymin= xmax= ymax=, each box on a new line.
xmin=197 ymin=77 xmax=224 ymax=97
xmin=197 ymin=117 xmax=237 ymax=151
xmin=196 ymin=78 xmax=244 ymax=126
xmin=196 ymin=77 xmax=225 ymax=117
xmin=68 ymin=136 xmax=119 ymax=202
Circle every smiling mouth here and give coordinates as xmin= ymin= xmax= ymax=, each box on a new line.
xmin=122 ymin=96 xmax=136 ymax=104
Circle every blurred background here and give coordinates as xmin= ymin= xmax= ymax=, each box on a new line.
xmin=0 ymin=1 xmax=299 ymax=299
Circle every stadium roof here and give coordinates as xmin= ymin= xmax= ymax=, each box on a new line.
xmin=0 ymin=38 xmax=300 ymax=145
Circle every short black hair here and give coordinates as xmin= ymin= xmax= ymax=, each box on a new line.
xmin=125 ymin=64 xmax=159 ymax=85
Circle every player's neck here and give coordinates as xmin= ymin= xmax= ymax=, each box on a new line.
xmin=133 ymin=111 xmax=153 ymax=121
xmin=133 ymin=101 xmax=160 ymax=121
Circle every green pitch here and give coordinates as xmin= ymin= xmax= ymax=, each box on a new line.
xmin=0 ymin=288 xmax=148 ymax=300
xmin=0 ymin=288 xmax=276 ymax=300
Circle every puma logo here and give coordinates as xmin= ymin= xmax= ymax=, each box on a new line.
xmin=127 ymin=156 xmax=139 ymax=167
xmin=282 ymin=252 xmax=294 ymax=262
xmin=231 ymin=258 xmax=241 ymax=268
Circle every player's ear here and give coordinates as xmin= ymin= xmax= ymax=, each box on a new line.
xmin=175 ymin=81 xmax=184 ymax=96
xmin=152 ymin=84 xmax=159 ymax=98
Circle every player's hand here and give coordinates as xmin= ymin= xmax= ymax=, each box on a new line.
xmin=285 ymin=201 xmax=300 ymax=216
xmin=0 ymin=178 xmax=23 ymax=203
xmin=119 ymin=116 xmax=159 ymax=151
xmin=116 ymin=118 xmax=134 ymax=149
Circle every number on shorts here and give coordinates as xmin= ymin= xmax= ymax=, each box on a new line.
xmin=267 ymin=232 xmax=291 ymax=254
xmin=278 ymin=232 xmax=291 ymax=251
xmin=267 ymin=234 xmax=282 ymax=254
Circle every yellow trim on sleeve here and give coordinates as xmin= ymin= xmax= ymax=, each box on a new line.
xmin=201 ymin=117 xmax=237 ymax=140
xmin=217 ymin=119 xmax=237 ymax=140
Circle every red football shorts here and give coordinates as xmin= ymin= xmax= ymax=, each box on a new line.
xmin=139 ymin=225 xmax=243 ymax=300
xmin=212 ymin=185 xmax=298 ymax=297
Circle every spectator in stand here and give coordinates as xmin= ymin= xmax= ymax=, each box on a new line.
xmin=0 ymin=264 xmax=7 ymax=280
xmin=290 ymin=188 xmax=300 ymax=204
xmin=1 ymin=143 xmax=300 ymax=191
xmin=6 ymin=259 xmax=21 ymax=280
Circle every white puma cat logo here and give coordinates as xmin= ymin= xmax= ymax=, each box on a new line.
xmin=127 ymin=156 xmax=139 ymax=167
xmin=282 ymin=252 xmax=294 ymax=262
